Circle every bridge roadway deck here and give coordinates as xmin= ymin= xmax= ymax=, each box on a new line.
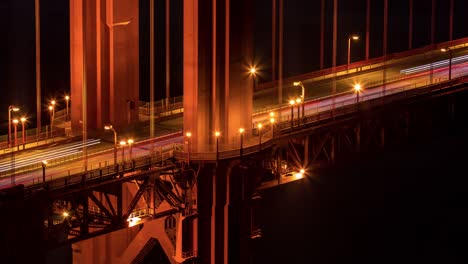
xmin=6 ymin=73 xmax=467 ymax=198
xmin=1 ymin=41 xmax=468 ymax=192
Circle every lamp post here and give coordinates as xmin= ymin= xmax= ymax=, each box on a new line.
xmin=441 ymin=48 xmax=453 ymax=80
xmin=8 ymin=105 xmax=19 ymax=147
xmin=215 ymin=131 xmax=220 ymax=167
xmin=185 ymin=132 xmax=192 ymax=164
xmin=293 ymin=81 xmax=305 ymax=122
xmin=20 ymin=117 xmax=26 ymax=150
xmin=104 ymin=124 xmax=118 ymax=165
xmin=289 ymin=99 xmax=295 ymax=128
xmin=269 ymin=112 xmax=276 ymax=133
xmin=42 ymin=160 xmax=47 ymax=183
xmin=120 ymin=140 xmax=127 ymax=162
xmin=65 ymin=95 xmax=70 ymax=120
xmin=12 ymin=119 xmax=18 ymax=151
xmin=127 ymin=139 xmax=134 ymax=160
xmin=249 ymin=66 xmax=257 ymax=90
xmin=347 ymin=35 xmax=359 ymax=69
xmin=239 ymin=128 xmax=245 ymax=159
xmin=48 ymin=105 xmax=53 ymax=138
xmin=354 ymin=83 xmax=362 ymax=103
xmin=249 ymin=67 xmax=257 ymax=76
xmin=258 ymin=123 xmax=263 ymax=150
xmin=296 ymin=98 xmax=302 ymax=126
xmin=51 ymin=99 xmax=56 ymax=116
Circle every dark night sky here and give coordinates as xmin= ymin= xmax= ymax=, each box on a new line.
xmin=1 ymin=0 xmax=468 ymax=130
xmin=1 ymin=1 xmax=468 ymax=262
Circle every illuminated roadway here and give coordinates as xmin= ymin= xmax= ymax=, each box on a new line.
xmin=1 ymin=45 xmax=468 ymax=190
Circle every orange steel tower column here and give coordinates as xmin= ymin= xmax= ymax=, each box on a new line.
xmin=184 ymin=1 xmax=253 ymax=263
xmin=70 ymin=0 xmax=139 ymax=134
xmin=184 ymin=0 xmax=253 ymax=152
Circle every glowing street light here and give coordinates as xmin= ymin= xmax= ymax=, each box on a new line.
xmin=12 ymin=119 xmax=19 ymax=151
xmin=441 ymin=48 xmax=453 ymax=80
xmin=127 ymin=139 xmax=134 ymax=160
xmin=295 ymin=97 xmax=302 ymax=126
xmin=258 ymin=123 xmax=263 ymax=150
xmin=289 ymin=99 xmax=295 ymax=128
xmin=50 ymin=99 xmax=56 ymax=123
xmin=215 ymin=131 xmax=220 ymax=167
xmin=249 ymin=66 xmax=258 ymax=91
xmin=354 ymin=83 xmax=362 ymax=103
xmin=48 ymin=105 xmax=54 ymax=138
xmin=249 ymin=67 xmax=257 ymax=76
xmin=104 ymin=124 xmax=118 ymax=165
xmin=65 ymin=95 xmax=70 ymax=120
xmin=20 ymin=117 xmax=26 ymax=150
xmin=12 ymin=119 xmax=19 ymax=150
xmin=269 ymin=112 xmax=276 ymax=131
xmin=347 ymin=35 xmax=359 ymax=69
xmin=42 ymin=160 xmax=48 ymax=184
xmin=120 ymin=140 xmax=127 ymax=162
xmin=239 ymin=128 xmax=245 ymax=159
xmin=8 ymin=105 xmax=19 ymax=147
xmin=186 ymin=132 xmax=192 ymax=163
xmin=293 ymin=81 xmax=305 ymax=121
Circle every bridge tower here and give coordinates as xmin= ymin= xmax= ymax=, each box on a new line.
xmin=184 ymin=0 xmax=254 ymax=150
xmin=69 ymin=0 xmax=139 ymax=134
xmin=184 ymin=1 xmax=255 ymax=264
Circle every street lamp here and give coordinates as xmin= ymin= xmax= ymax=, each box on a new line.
xmin=215 ymin=131 xmax=220 ymax=167
xmin=65 ymin=95 xmax=70 ymax=120
xmin=249 ymin=66 xmax=258 ymax=91
xmin=441 ymin=48 xmax=453 ymax=80
xmin=354 ymin=83 xmax=362 ymax=103
xmin=127 ymin=139 xmax=134 ymax=160
xmin=289 ymin=99 xmax=295 ymax=128
xmin=20 ymin=117 xmax=26 ymax=150
xmin=12 ymin=119 xmax=18 ymax=150
xmin=257 ymin=123 xmax=263 ymax=150
xmin=186 ymin=132 xmax=192 ymax=164
xmin=120 ymin=140 xmax=127 ymax=162
xmin=269 ymin=112 xmax=276 ymax=131
xmin=295 ymin=97 xmax=302 ymax=126
xmin=239 ymin=128 xmax=245 ymax=159
xmin=8 ymin=105 xmax=19 ymax=147
xmin=42 ymin=160 xmax=48 ymax=184
xmin=293 ymin=81 xmax=305 ymax=121
xmin=48 ymin=105 xmax=54 ymax=138
xmin=347 ymin=35 xmax=359 ymax=69
xmin=104 ymin=124 xmax=118 ymax=165
xmin=249 ymin=67 xmax=257 ymax=76
xmin=51 ymin=99 xmax=56 ymax=116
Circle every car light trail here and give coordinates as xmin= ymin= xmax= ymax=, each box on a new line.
xmin=0 ymin=139 xmax=101 ymax=173
xmin=400 ymin=54 xmax=468 ymax=74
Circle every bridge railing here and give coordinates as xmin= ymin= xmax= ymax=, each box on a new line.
xmin=139 ymin=96 xmax=184 ymax=116
xmin=174 ymin=128 xmax=274 ymax=161
xmin=274 ymin=74 xmax=468 ymax=132
xmin=175 ymin=73 xmax=468 ymax=162
xmin=0 ymin=131 xmax=184 ymax=183
xmin=24 ymin=148 xmax=177 ymax=195
xmin=253 ymin=60 xmax=468 ymax=126
xmin=255 ymin=37 xmax=468 ymax=92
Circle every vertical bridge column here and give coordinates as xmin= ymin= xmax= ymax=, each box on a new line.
xmin=70 ymin=0 xmax=139 ymax=133
xmin=183 ymin=1 xmax=253 ymax=262
xmin=183 ymin=0 xmax=253 ymax=151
